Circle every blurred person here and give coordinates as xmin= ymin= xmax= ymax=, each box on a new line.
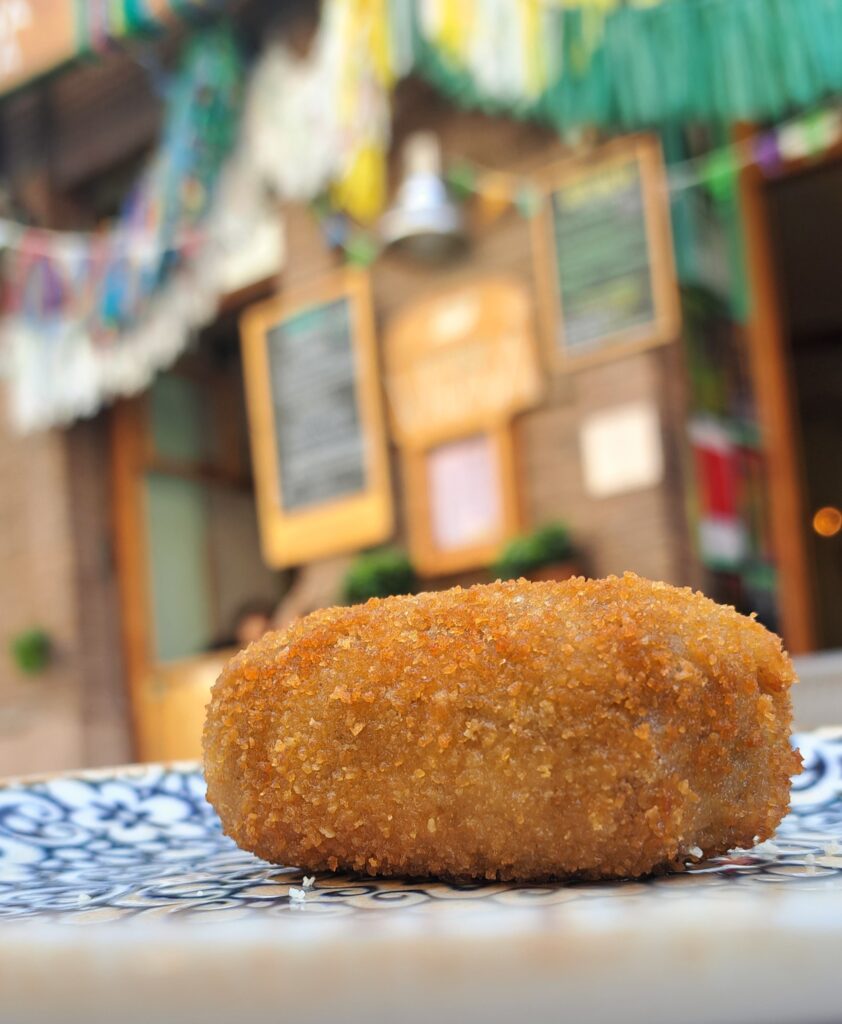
xmin=208 ymin=599 xmax=275 ymax=652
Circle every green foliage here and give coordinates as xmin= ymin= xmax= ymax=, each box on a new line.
xmin=493 ymin=522 xmax=574 ymax=580
xmin=342 ymin=548 xmax=417 ymax=604
xmin=9 ymin=629 xmax=52 ymax=676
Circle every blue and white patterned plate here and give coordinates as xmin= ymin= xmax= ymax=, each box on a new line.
xmin=1 ymin=730 xmax=840 ymax=923
xmin=2 ymin=731 xmax=842 ymax=1024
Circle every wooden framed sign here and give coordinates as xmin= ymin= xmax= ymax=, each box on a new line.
xmin=385 ymin=276 xmax=542 ymax=448
xmin=402 ymin=428 xmax=520 ymax=577
xmin=385 ymin=276 xmax=540 ymax=575
xmin=0 ymin=1 xmax=76 ymax=96
xmin=532 ymin=135 xmax=680 ymax=370
xmin=240 ymin=270 xmax=393 ymax=567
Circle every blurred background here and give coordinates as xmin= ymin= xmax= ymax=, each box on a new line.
xmin=0 ymin=0 xmax=840 ymax=777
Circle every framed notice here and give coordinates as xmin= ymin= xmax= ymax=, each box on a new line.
xmin=240 ymin=270 xmax=392 ymax=567
xmin=579 ymin=401 xmax=664 ymax=499
xmin=403 ymin=428 xmax=520 ymax=577
xmin=532 ymin=135 xmax=680 ymax=370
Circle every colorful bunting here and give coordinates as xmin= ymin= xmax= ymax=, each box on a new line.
xmin=753 ymin=133 xmax=782 ymax=178
xmin=4 ymin=0 xmax=842 ymax=432
xmin=343 ymin=231 xmax=381 ymax=267
xmin=440 ymin=105 xmax=842 ymax=220
xmin=0 ymin=26 xmax=256 ymax=432
xmin=777 ymin=122 xmax=811 ymax=162
xmin=75 ymin=0 xmax=228 ymax=54
xmin=700 ymin=149 xmax=739 ymax=205
xmin=244 ymin=0 xmax=405 ymax=224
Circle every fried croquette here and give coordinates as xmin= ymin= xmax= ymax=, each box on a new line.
xmin=203 ymin=573 xmax=801 ymax=881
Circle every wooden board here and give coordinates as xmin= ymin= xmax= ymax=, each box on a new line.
xmin=240 ymin=270 xmax=393 ymax=568
xmin=532 ymin=135 xmax=680 ymax=370
xmin=384 ymin=276 xmax=543 ymax=448
xmin=403 ymin=427 xmax=520 ymax=577
xmin=0 ymin=0 xmax=76 ymax=95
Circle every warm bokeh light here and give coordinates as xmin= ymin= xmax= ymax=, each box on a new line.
xmin=813 ymin=506 xmax=842 ymax=538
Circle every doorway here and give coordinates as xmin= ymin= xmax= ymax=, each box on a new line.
xmin=765 ymin=160 xmax=842 ymax=651
xmin=111 ymin=310 xmax=287 ymax=760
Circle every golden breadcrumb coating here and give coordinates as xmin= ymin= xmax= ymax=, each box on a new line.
xmin=203 ymin=574 xmax=801 ymax=881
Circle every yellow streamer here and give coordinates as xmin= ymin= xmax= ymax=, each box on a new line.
xmin=328 ymin=0 xmax=669 ymax=221
xmin=422 ymin=0 xmax=669 ymax=100
xmin=363 ymin=0 xmax=397 ymax=85
xmin=435 ymin=0 xmax=476 ymax=60
xmin=332 ymin=143 xmax=388 ymax=225
xmin=522 ymin=0 xmax=546 ymax=97
xmin=332 ymin=0 xmax=396 ymax=222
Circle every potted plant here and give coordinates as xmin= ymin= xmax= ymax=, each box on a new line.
xmin=492 ymin=522 xmax=580 ymax=583
xmin=9 ymin=628 xmax=52 ymax=675
xmin=342 ymin=548 xmax=417 ymax=604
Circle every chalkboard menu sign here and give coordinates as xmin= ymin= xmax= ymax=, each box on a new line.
xmin=268 ymin=299 xmax=365 ymax=512
xmin=240 ymin=271 xmax=393 ymax=568
xmin=533 ymin=136 xmax=680 ymax=369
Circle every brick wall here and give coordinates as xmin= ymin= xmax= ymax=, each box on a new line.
xmin=516 ymin=345 xmax=697 ymax=584
xmin=66 ymin=417 xmax=132 ymax=768
xmin=0 ymin=394 xmax=86 ymax=775
xmin=0 ymin=397 xmax=130 ymax=777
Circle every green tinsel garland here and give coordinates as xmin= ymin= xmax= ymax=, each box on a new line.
xmin=412 ymin=0 xmax=842 ymax=130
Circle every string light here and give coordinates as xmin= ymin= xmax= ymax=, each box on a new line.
xmin=813 ymin=507 xmax=842 ymax=539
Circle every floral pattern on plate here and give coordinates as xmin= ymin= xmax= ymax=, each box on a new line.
xmin=1 ymin=732 xmax=841 ymax=923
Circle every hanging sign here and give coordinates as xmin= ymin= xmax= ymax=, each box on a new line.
xmin=385 ymin=276 xmax=542 ymax=446
xmin=0 ymin=1 xmax=227 ymax=96
xmin=0 ymin=0 xmax=76 ymax=95
xmin=385 ymin=276 xmax=541 ymax=575
xmin=240 ymin=269 xmax=393 ymax=567
xmin=532 ymin=135 xmax=680 ymax=369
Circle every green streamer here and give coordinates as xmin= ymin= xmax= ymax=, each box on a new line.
xmin=411 ymin=0 xmax=842 ymax=130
